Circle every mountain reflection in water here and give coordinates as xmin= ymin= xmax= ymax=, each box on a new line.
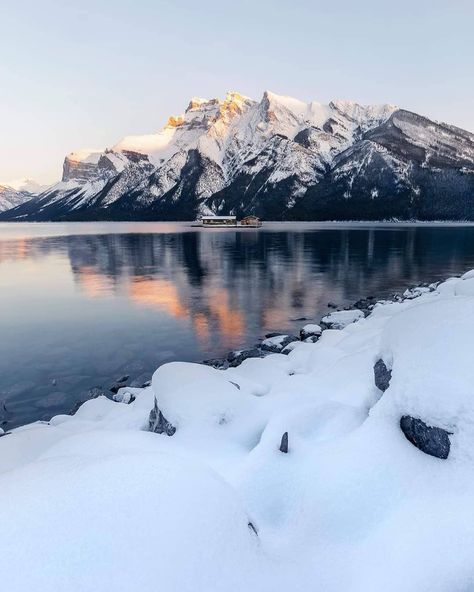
xmin=2 ymin=222 xmax=474 ymax=428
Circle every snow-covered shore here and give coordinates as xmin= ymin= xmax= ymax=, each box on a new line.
xmin=2 ymin=271 xmax=474 ymax=591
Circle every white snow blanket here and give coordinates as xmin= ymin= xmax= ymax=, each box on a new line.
xmin=2 ymin=272 xmax=474 ymax=591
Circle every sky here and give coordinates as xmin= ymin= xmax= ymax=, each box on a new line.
xmin=1 ymin=0 xmax=473 ymax=185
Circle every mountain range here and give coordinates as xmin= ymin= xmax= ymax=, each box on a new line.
xmin=2 ymin=91 xmax=474 ymax=221
xmin=0 ymin=179 xmax=48 ymax=213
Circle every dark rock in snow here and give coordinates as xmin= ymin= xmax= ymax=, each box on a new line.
xmin=228 ymin=381 xmax=241 ymax=390
xmin=248 ymin=522 xmax=258 ymax=536
xmin=327 ymin=302 xmax=338 ymax=309
xmin=400 ymin=415 xmax=451 ymax=459
xmin=265 ymin=332 xmax=284 ymax=339
xmin=148 ymin=397 xmax=176 ymax=436
xmin=227 ymin=348 xmax=263 ymax=368
xmin=113 ymin=389 xmax=136 ymax=404
xmin=202 ymin=358 xmax=228 ymax=369
xmin=351 ymin=298 xmax=376 ymax=316
xmin=279 ymin=432 xmax=289 ymax=453
xmin=299 ymin=324 xmax=322 ymax=341
xmin=110 ymin=375 xmax=130 ymax=394
xmin=261 ymin=334 xmax=299 ymax=353
xmin=374 ymin=359 xmax=392 ymax=392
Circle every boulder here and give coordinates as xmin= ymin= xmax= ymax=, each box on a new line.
xmin=202 ymin=358 xmax=228 ymax=370
xmin=279 ymin=432 xmax=289 ymax=453
xmin=321 ymin=310 xmax=364 ymax=330
xmin=260 ymin=335 xmax=299 ymax=353
xmin=227 ymin=348 xmax=262 ymax=368
xmin=148 ymin=397 xmax=176 ymax=436
xmin=110 ymin=375 xmax=130 ymax=394
xmin=374 ymin=359 xmax=392 ymax=392
xmin=113 ymin=388 xmax=136 ymax=404
xmin=400 ymin=415 xmax=451 ymax=459
xmin=299 ymin=323 xmax=322 ymax=341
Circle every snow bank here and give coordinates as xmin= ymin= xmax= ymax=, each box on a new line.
xmin=3 ymin=272 xmax=474 ymax=591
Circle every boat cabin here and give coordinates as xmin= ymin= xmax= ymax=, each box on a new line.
xmin=201 ymin=215 xmax=237 ymax=226
xmin=240 ymin=215 xmax=262 ymax=227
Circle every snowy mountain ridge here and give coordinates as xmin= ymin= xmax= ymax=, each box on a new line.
xmin=0 ymin=179 xmax=48 ymax=213
xmin=2 ymin=90 xmax=474 ymax=221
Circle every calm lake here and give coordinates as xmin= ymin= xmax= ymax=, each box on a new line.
xmin=2 ymin=221 xmax=474 ymax=429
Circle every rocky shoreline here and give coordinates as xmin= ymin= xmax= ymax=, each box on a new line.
xmin=0 ymin=277 xmax=446 ymax=434
xmin=201 ymin=279 xmax=441 ymax=371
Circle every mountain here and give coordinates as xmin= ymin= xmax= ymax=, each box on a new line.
xmin=2 ymin=91 xmax=474 ymax=221
xmin=0 ymin=179 xmax=48 ymax=213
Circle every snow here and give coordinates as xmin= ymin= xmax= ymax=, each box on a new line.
xmin=67 ymin=149 xmax=104 ymax=164
xmin=0 ymin=178 xmax=48 ymax=193
xmin=321 ymin=308 xmax=365 ymax=328
xmin=3 ymin=271 xmax=474 ymax=590
xmin=301 ymin=323 xmax=322 ymax=335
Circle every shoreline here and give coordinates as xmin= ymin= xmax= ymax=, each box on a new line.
xmin=0 ymin=275 xmax=443 ymax=434
xmin=2 ymin=268 xmax=474 ymax=589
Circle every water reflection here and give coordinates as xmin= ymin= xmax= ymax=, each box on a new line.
xmin=2 ymin=222 xmax=474 ymax=428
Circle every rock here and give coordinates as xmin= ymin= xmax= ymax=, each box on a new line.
xmin=260 ymin=334 xmax=299 ymax=353
xmin=400 ymin=415 xmax=451 ymax=459
xmin=300 ymin=323 xmax=322 ymax=341
xmin=374 ymin=359 xmax=392 ymax=392
xmin=148 ymin=397 xmax=176 ymax=436
xmin=320 ymin=309 xmax=364 ymax=330
xmin=279 ymin=432 xmax=289 ymax=453
xmin=202 ymin=358 xmax=228 ymax=370
xmin=110 ymin=375 xmax=130 ymax=394
xmin=248 ymin=522 xmax=258 ymax=536
xmin=327 ymin=302 xmax=338 ymax=309
xmin=351 ymin=298 xmax=376 ymax=316
xmin=227 ymin=348 xmax=262 ymax=368
xmin=281 ymin=341 xmax=301 ymax=355
xmin=113 ymin=388 xmax=136 ymax=404
xmin=264 ymin=331 xmax=284 ymax=339
xmin=228 ymin=381 xmax=241 ymax=390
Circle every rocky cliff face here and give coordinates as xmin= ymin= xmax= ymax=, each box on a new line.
xmin=2 ymin=91 xmax=473 ymax=221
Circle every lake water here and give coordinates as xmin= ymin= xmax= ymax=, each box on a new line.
xmin=2 ymin=221 xmax=474 ymax=429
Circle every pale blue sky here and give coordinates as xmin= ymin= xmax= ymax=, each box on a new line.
xmin=1 ymin=0 xmax=473 ymax=184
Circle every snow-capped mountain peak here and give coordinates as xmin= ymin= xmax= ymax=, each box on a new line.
xmin=1 ymin=178 xmax=48 ymax=193
xmin=0 ymin=178 xmax=49 ymax=212
xmin=2 ymin=90 xmax=472 ymax=222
